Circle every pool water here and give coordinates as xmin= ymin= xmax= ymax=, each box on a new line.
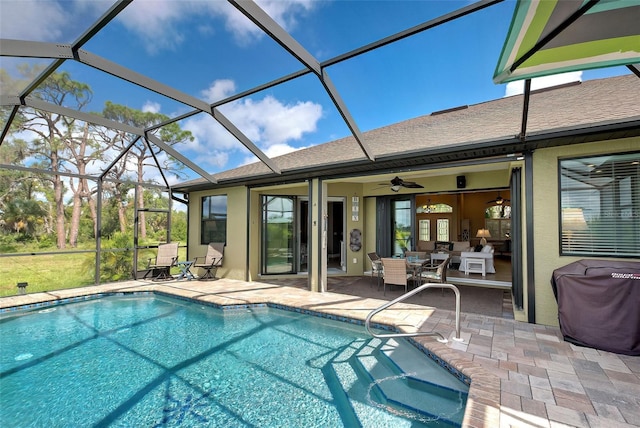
xmin=0 ymin=295 xmax=468 ymax=427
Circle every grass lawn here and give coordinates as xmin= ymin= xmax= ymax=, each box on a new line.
xmin=0 ymin=252 xmax=95 ymax=297
xmin=0 ymin=246 xmax=188 ymax=298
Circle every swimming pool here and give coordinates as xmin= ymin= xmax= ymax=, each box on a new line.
xmin=0 ymin=294 xmax=468 ymax=427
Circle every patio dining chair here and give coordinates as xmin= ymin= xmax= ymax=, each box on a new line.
xmin=380 ymin=257 xmax=412 ymax=295
xmin=193 ymin=242 xmax=224 ymax=280
xmin=417 ymin=257 xmax=450 ymax=290
xmin=145 ymin=242 xmax=179 ymax=281
xmin=365 ymin=252 xmax=383 ymax=289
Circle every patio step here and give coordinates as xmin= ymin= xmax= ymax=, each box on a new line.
xmin=327 ymin=338 xmax=468 ymax=427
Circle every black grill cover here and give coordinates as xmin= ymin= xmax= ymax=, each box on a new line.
xmin=551 ymin=259 xmax=640 ymax=356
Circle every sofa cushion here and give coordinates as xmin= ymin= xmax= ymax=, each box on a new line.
xmin=417 ymin=240 xmax=436 ymax=251
xmin=451 ymin=241 xmax=470 ymax=252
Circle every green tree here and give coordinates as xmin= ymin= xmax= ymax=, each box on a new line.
xmin=0 ymin=139 xmax=48 ymax=239
xmin=101 ymin=102 xmax=193 ymax=239
xmin=171 ymin=210 xmax=188 ymax=242
xmin=89 ymin=232 xmax=133 ymax=282
xmin=17 ymin=71 xmax=93 ymax=249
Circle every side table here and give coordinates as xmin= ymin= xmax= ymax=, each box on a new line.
xmin=464 ymin=258 xmax=486 ymax=276
xmin=176 ymin=261 xmax=195 ymax=280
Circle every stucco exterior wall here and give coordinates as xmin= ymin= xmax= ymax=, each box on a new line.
xmin=364 ymin=196 xmax=377 ymax=270
xmin=329 ymin=182 xmax=366 ymax=274
xmin=532 ymin=137 xmax=639 ymax=326
xmin=188 ymin=186 xmax=248 ymax=281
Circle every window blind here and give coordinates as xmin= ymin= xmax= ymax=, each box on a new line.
xmin=559 ymin=152 xmax=640 ymax=257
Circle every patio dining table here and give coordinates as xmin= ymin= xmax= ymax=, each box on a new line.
xmin=405 ymin=258 xmax=438 ymax=286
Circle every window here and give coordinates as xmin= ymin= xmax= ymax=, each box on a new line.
xmin=418 ymin=219 xmax=430 ymax=241
xmin=559 ymin=152 xmax=640 ymax=257
xmin=485 ymin=206 xmax=511 ymax=240
xmin=436 ymin=219 xmax=449 ymax=241
xmin=416 ymin=203 xmax=452 ymax=213
xmin=485 ymin=218 xmax=511 ymax=241
xmin=201 ymin=195 xmax=227 ymax=244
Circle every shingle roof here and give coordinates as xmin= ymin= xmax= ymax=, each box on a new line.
xmin=177 ymin=75 xmax=640 ymax=190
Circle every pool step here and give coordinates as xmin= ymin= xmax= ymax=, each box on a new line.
xmin=379 ymin=338 xmax=468 ymax=393
xmin=357 ymin=339 xmax=467 ymax=426
xmin=327 ymin=340 xmax=417 ymax=427
xmin=328 ymin=338 xmax=468 ymax=427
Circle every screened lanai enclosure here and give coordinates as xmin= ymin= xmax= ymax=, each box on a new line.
xmin=1 ymin=0 xmax=638 ymax=296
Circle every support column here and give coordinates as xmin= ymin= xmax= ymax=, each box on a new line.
xmin=95 ymin=178 xmax=102 ymax=285
xmin=309 ymin=178 xmax=327 ymax=292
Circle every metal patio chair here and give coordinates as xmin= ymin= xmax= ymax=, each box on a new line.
xmin=193 ymin=242 xmax=224 ymax=280
xmin=418 ymin=257 xmax=450 ymax=284
xmin=145 ymin=242 xmax=179 ymax=281
xmin=365 ymin=252 xmax=383 ymax=289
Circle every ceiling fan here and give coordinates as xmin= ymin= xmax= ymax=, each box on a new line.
xmin=487 ymin=193 xmax=510 ymax=205
xmin=381 ymin=176 xmax=424 ymax=192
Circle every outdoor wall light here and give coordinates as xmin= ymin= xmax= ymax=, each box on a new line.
xmin=17 ymin=282 xmax=28 ymax=295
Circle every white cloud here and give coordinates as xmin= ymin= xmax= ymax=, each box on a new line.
xmin=115 ymin=0 xmax=317 ymax=53
xmin=142 ymin=101 xmax=161 ymax=113
xmin=258 ymin=0 xmax=316 ymax=28
xmin=0 ymin=1 xmax=64 ymax=40
xmin=115 ymin=0 xmax=191 ymax=54
xmin=504 ymin=72 xmax=583 ymax=97
xmin=221 ymin=95 xmax=323 ymax=147
xmin=198 ymin=0 xmax=316 ymax=45
xmin=239 ymin=143 xmax=304 ymax=166
xmin=0 ymin=0 xmax=108 ymax=41
xmin=200 ymin=79 xmax=237 ymax=103
xmin=184 ymin=112 xmax=240 ymax=151
xmin=182 ymin=79 xmax=323 ymax=171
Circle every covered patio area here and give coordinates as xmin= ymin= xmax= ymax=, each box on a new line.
xmin=269 ymin=256 xmax=514 ymax=319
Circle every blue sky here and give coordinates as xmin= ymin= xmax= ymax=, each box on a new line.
xmin=0 ymin=0 xmax=632 ymax=182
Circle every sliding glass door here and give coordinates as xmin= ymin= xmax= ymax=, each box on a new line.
xmin=392 ymin=199 xmax=412 ymax=256
xmin=261 ymin=196 xmax=295 ymax=274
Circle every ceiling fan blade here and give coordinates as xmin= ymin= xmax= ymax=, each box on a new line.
xmin=402 ymin=181 xmax=424 ymax=189
xmin=390 ymin=176 xmax=403 ymax=186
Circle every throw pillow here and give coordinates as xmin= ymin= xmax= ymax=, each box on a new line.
xmin=435 ymin=241 xmax=453 ymax=251
xmin=435 ymin=241 xmax=451 ymax=252
xmin=474 ymin=244 xmax=483 ymax=252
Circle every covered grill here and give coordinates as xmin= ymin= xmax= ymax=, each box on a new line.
xmin=551 ymin=259 xmax=640 ymax=356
